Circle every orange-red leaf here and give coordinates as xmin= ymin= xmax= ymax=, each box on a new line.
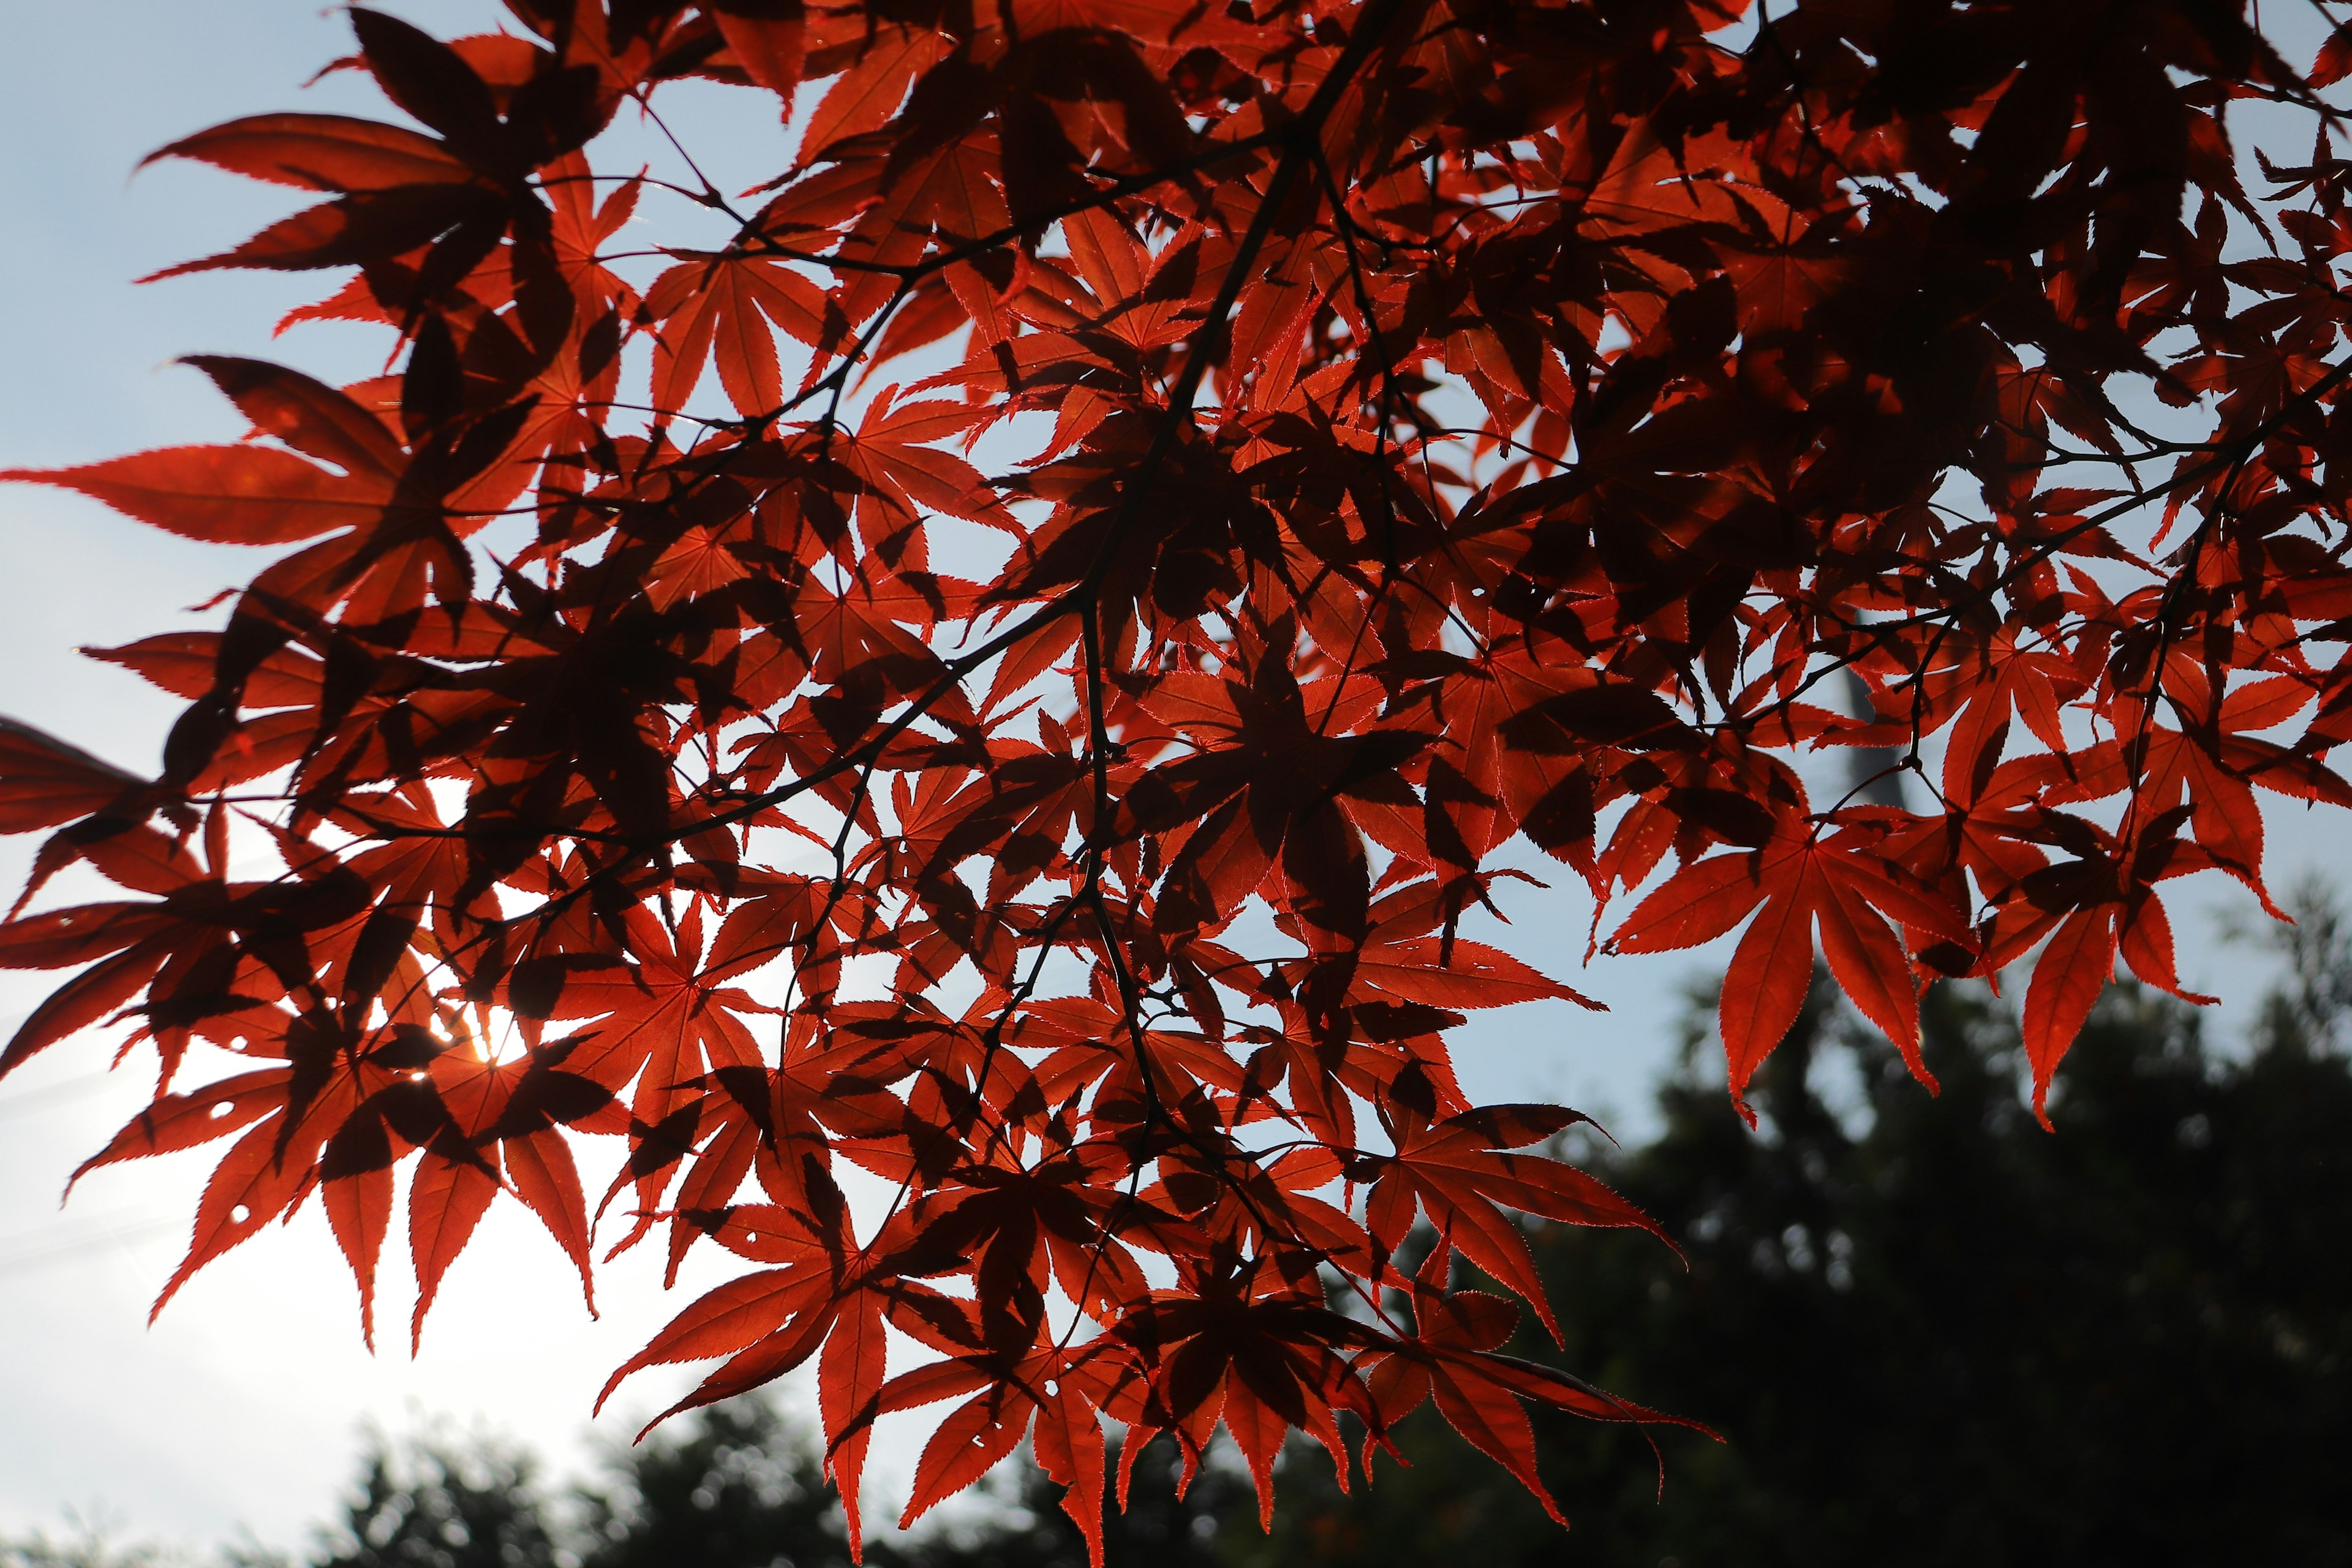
xmin=2 ymin=447 xmax=385 ymax=546
xmin=145 ymin=111 xmax=472 ymax=192
xmin=2021 ymin=905 xmax=2118 ymax=1129
xmin=1718 ymin=891 xmax=1813 ymax=1120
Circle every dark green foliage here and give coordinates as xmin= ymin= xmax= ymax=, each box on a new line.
xmin=1236 ymin=951 xmax=2352 ymax=1565
xmin=574 ymin=1398 xmax=863 ymax=1568
xmin=311 ymin=1431 xmax=556 ymax=1568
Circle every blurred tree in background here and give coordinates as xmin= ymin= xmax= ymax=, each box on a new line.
xmin=572 ymin=1398 xmax=864 ymax=1568
xmin=0 ymin=1507 xmax=188 ymax=1568
xmin=1237 ymin=935 xmax=2352 ymax=1566
xmin=293 ymin=1428 xmax=559 ymax=1568
xmin=15 ymin=889 xmax=2348 ymax=1567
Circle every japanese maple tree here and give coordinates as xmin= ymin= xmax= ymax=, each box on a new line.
xmin=7 ymin=0 xmax=2352 ymax=1553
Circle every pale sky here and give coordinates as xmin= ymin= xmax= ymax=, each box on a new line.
xmin=0 ymin=1 xmax=2343 ymax=1555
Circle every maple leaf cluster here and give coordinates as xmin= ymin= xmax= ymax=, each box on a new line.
xmin=7 ymin=0 xmax=2352 ymax=1551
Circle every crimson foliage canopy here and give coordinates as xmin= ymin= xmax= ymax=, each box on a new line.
xmin=7 ymin=0 xmax=2352 ymax=1553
